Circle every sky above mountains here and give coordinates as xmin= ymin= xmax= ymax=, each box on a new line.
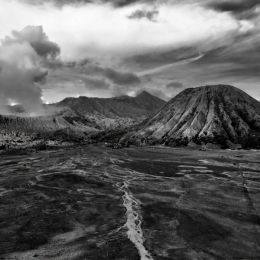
xmin=0 ymin=0 xmax=259 ymax=106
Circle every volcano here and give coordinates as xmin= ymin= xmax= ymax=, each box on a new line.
xmin=128 ymin=85 xmax=260 ymax=148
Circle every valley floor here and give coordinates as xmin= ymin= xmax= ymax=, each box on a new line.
xmin=0 ymin=146 xmax=259 ymax=259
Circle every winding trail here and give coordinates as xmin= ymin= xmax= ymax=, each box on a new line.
xmin=117 ymin=180 xmax=154 ymax=260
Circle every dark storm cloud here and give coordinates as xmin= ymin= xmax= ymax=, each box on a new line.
xmin=128 ymin=9 xmax=159 ymax=21
xmin=208 ymin=0 xmax=259 ymax=13
xmin=203 ymin=0 xmax=260 ymax=20
xmin=127 ymin=18 xmax=259 ymax=82
xmin=166 ymin=82 xmax=183 ymax=89
xmin=44 ymin=60 xmax=142 ymax=102
xmin=154 ymin=32 xmax=260 ymax=95
xmin=81 ymin=77 xmax=110 ymax=90
xmin=30 ymin=41 xmax=60 ymax=59
xmin=21 ymin=0 xmax=147 ymax=7
xmin=24 ymin=0 xmax=258 ymax=11
xmin=193 ymin=33 xmax=260 ymax=75
xmin=5 ymin=26 xmax=60 ymax=59
xmin=126 ymin=47 xmax=200 ymax=69
xmin=73 ymin=63 xmax=141 ymax=85
xmin=107 ymin=0 xmax=145 ymax=7
xmin=104 ymin=68 xmax=141 ymax=85
xmin=33 ymin=70 xmax=48 ymax=83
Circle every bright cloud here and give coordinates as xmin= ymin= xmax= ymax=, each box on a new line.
xmin=0 ymin=0 xmax=253 ymax=61
xmin=0 ymin=0 xmax=259 ymax=102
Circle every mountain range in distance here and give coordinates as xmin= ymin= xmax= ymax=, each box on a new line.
xmin=0 ymin=85 xmax=260 ymax=150
xmin=0 ymin=91 xmax=165 ymax=149
xmin=56 ymin=90 xmax=165 ymax=120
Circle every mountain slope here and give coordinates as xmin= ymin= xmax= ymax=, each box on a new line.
xmin=127 ymin=85 xmax=260 ymax=148
xmin=0 ymin=108 xmax=100 ymax=148
xmin=0 ymin=91 xmax=165 ymax=148
xmin=56 ymin=91 xmax=166 ymax=119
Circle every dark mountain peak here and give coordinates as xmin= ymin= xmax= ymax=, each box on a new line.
xmin=169 ymin=84 xmax=259 ymax=109
xmin=136 ymin=90 xmax=152 ymax=97
xmin=129 ymin=85 xmax=260 ymax=148
xmin=135 ymin=90 xmax=165 ymax=101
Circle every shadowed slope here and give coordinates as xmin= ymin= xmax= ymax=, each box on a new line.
xmin=56 ymin=91 xmax=166 ymax=119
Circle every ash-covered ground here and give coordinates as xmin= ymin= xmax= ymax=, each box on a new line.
xmin=0 ymin=146 xmax=260 ymax=260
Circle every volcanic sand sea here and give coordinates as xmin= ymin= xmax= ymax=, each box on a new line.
xmin=0 ymin=145 xmax=260 ymax=259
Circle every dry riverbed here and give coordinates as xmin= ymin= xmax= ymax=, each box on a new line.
xmin=0 ymin=146 xmax=259 ymax=259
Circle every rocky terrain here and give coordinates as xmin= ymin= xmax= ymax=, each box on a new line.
xmin=124 ymin=85 xmax=260 ymax=148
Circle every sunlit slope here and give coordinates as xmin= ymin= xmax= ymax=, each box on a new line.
xmin=131 ymin=85 xmax=260 ymax=147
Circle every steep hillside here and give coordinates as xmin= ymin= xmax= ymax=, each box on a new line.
xmin=125 ymin=85 xmax=260 ymax=148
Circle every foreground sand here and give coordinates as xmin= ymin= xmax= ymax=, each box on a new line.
xmin=0 ymin=146 xmax=259 ymax=259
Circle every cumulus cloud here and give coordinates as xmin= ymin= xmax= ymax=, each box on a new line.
xmin=4 ymin=26 xmax=60 ymax=59
xmin=0 ymin=0 xmax=251 ymax=61
xmin=71 ymin=62 xmax=141 ymax=85
xmin=0 ymin=26 xmax=60 ymax=115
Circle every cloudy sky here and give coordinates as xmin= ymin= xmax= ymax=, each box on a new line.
xmin=0 ymin=0 xmax=259 ymax=107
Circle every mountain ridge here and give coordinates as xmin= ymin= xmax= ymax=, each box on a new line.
xmin=0 ymin=91 xmax=166 ymax=149
xmin=55 ymin=91 xmax=166 ymax=119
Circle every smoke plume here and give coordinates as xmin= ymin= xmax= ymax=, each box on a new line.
xmin=0 ymin=26 xmax=59 ymax=115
